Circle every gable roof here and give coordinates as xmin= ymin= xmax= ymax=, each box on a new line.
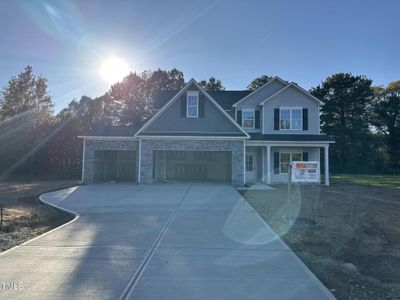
xmin=259 ymin=83 xmax=324 ymax=105
xmin=231 ymin=76 xmax=289 ymax=107
xmin=136 ymin=79 xmax=250 ymax=138
xmin=153 ymin=90 xmax=251 ymax=110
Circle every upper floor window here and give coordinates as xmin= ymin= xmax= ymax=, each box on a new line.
xmin=280 ymin=107 xmax=302 ymax=130
xmin=186 ymin=91 xmax=199 ymax=118
xmin=242 ymin=109 xmax=255 ymax=129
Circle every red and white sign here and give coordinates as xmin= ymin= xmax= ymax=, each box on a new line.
xmin=290 ymin=161 xmax=320 ymax=183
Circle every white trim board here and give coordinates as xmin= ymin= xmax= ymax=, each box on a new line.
xmin=232 ymin=76 xmax=289 ymax=107
xmin=246 ymin=141 xmax=334 ymax=147
xmin=259 ymin=83 xmax=324 ymax=106
xmin=138 ymin=135 xmax=248 ymax=140
xmin=135 ymin=79 xmax=250 ymax=138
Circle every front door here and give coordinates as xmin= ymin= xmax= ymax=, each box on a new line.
xmin=245 ymin=151 xmax=257 ymax=182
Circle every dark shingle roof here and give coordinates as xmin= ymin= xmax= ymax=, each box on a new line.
xmin=249 ymin=133 xmax=334 ymax=142
xmin=153 ymin=90 xmax=252 ymax=110
xmin=90 ymin=125 xmax=139 ymax=137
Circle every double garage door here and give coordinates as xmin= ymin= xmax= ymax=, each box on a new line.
xmin=93 ymin=150 xmax=136 ymax=182
xmin=153 ymin=150 xmax=232 ymax=183
xmin=92 ymin=150 xmax=232 ymax=184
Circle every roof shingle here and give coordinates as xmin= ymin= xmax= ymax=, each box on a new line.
xmin=89 ymin=125 xmax=139 ymax=137
xmin=153 ymin=90 xmax=252 ymax=110
xmin=249 ymin=133 xmax=334 ymax=142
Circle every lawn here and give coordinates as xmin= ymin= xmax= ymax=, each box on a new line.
xmin=241 ymin=183 xmax=400 ymax=300
xmin=0 ymin=180 xmax=79 ymax=252
xmin=332 ymin=174 xmax=400 ymax=188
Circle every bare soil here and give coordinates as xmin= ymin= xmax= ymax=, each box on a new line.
xmin=240 ymin=183 xmax=400 ymax=300
xmin=0 ymin=180 xmax=79 ymax=252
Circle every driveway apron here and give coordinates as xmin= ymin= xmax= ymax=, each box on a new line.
xmin=0 ymin=184 xmax=334 ymax=300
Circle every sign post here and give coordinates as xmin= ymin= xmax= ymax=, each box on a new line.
xmin=288 ymin=161 xmax=320 ymax=225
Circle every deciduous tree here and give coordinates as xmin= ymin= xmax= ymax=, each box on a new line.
xmin=198 ymin=77 xmax=225 ymax=91
xmin=247 ymin=75 xmax=272 ymax=90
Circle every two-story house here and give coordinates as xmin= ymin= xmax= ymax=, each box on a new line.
xmin=79 ymin=77 xmax=334 ymax=186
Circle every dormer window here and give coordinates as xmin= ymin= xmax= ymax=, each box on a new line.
xmin=242 ymin=109 xmax=255 ymax=129
xmin=186 ymin=91 xmax=199 ymax=118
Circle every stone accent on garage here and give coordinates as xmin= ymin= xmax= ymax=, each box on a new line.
xmin=83 ymin=139 xmax=139 ymax=184
xmin=140 ymin=139 xmax=245 ymax=186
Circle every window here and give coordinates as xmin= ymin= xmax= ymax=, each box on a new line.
xmin=245 ymin=154 xmax=254 ymax=171
xmin=280 ymin=107 xmax=302 ymax=130
xmin=280 ymin=109 xmax=290 ymax=130
xmin=280 ymin=152 xmax=302 ymax=174
xmin=186 ymin=91 xmax=199 ymax=118
xmin=242 ymin=109 xmax=255 ymax=129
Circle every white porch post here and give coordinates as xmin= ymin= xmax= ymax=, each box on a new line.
xmin=324 ymin=144 xmax=329 ymax=186
xmin=261 ymin=148 xmax=265 ymax=182
xmin=267 ymin=145 xmax=271 ymax=184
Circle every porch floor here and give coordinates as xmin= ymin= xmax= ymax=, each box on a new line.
xmin=238 ymin=182 xmax=277 ymax=191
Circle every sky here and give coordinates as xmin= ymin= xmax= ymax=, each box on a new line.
xmin=0 ymin=0 xmax=399 ymax=112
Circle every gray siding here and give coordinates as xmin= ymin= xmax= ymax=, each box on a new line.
xmin=143 ymin=84 xmax=241 ymax=135
xmin=236 ymin=80 xmax=287 ymax=109
xmin=262 ymin=86 xmax=320 ymax=134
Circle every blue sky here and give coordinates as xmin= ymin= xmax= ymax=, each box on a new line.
xmin=1 ymin=0 xmax=399 ymax=112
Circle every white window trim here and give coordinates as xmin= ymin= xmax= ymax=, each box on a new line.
xmin=186 ymin=91 xmax=199 ymax=118
xmin=279 ymin=151 xmax=302 ymax=174
xmin=279 ymin=107 xmax=303 ymax=131
xmin=242 ymin=108 xmax=255 ymax=129
xmin=245 ymin=153 xmax=255 ymax=171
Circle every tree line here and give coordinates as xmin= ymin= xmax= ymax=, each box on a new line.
xmin=0 ymin=66 xmax=398 ymax=179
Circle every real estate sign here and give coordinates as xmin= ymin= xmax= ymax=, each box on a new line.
xmin=290 ymin=161 xmax=320 ymax=183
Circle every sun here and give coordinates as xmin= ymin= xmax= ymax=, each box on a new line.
xmin=100 ymin=57 xmax=130 ymax=84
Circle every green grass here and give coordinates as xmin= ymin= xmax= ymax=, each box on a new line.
xmin=332 ymin=174 xmax=400 ymax=188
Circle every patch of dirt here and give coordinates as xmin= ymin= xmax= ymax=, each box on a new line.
xmin=0 ymin=180 xmax=79 ymax=252
xmin=241 ymin=183 xmax=400 ymax=300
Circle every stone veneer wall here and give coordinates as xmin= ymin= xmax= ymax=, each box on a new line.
xmin=140 ymin=139 xmax=245 ymax=186
xmin=82 ymin=139 xmax=138 ymax=183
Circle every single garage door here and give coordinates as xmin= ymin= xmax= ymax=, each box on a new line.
xmin=93 ymin=150 xmax=136 ymax=182
xmin=153 ymin=150 xmax=231 ymax=183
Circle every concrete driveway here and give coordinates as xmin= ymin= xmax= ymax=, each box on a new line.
xmin=0 ymin=184 xmax=334 ymax=300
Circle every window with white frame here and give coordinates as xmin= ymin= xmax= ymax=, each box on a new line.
xmin=242 ymin=109 xmax=255 ymax=129
xmin=187 ymin=91 xmax=199 ymax=118
xmin=280 ymin=107 xmax=302 ymax=130
xmin=245 ymin=154 xmax=255 ymax=171
xmin=280 ymin=152 xmax=302 ymax=174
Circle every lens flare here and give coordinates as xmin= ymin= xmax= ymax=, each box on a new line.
xmin=100 ymin=57 xmax=130 ymax=84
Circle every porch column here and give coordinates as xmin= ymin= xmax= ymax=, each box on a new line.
xmin=261 ymin=148 xmax=265 ymax=182
xmin=324 ymin=144 xmax=329 ymax=186
xmin=267 ymin=145 xmax=271 ymax=184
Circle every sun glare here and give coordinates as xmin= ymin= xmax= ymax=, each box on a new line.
xmin=100 ymin=57 xmax=130 ymax=84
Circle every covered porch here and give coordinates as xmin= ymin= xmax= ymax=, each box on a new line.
xmin=245 ymin=141 xmax=333 ymax=186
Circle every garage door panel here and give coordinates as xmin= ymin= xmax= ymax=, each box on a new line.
xmin=93 ymin=150 xmax=136 ymax=182
xmin=154 ymin=151 xmax=231 ymax=183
